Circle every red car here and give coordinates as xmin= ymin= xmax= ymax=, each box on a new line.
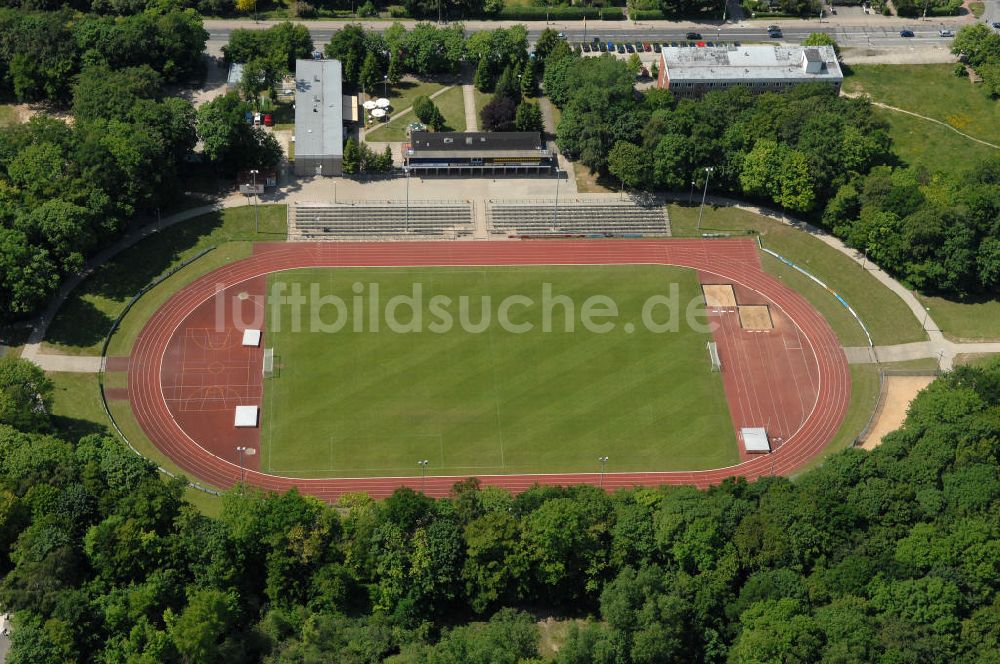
xmin=263 ymin=114 xmax=274 ymax=127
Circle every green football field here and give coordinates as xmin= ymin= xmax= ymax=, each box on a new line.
xmin=259 ymin=265 xmax=738 ymax=477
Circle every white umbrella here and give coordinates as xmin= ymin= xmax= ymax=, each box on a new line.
xmin=362 ymin=100 xmax=378 ymax=110
xmin=371 ymin=108 xmax=387 ymax=119
xmin=375 ymin=98 xmax=390 ymax=108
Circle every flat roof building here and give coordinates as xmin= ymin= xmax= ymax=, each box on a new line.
xmin=657 ymin=45 xmax=842 ymax=98
xmin=403 ymin=132 xmax=555 ymax=176
xmin=294 ymin=58 xmax=344 ymax=177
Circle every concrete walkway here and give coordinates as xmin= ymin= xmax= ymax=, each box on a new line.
xmin=844 ymin=340 xmax=1000 ymax=367
xmin=463 ymin=85 xmax=478 ymax=132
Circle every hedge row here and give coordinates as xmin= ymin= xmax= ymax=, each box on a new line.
xmin=497 ymin=6 xmax=626 ymax=20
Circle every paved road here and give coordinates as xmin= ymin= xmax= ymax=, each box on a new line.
xmin=203 ymin=15 xmax=971 ymax=53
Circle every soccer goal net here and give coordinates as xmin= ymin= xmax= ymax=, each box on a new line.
xmin=263 ymin=348 xmax=274 ymax=378
xmin=707 ymin=341 xmax=721 ymax=372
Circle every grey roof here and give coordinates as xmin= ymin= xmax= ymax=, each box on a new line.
xmin=660 ymin=45 xmax=842 ymax=82
xmin=294 ymin=59 xmax=344 ymax=159
xmin=408 ymin=132 xmax=547 ymax=153
xmin=227 ymin=63 xmax=244 ymax=87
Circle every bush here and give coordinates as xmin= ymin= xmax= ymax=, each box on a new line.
xmin=497 ymin=6 xmax=625 ymax=20
xmin=387 ymin=4 xmax=409 ymax=17
xmin=292 ymin=1 xmax=316 ymax=17
xmin=358 ymin=0 xmax=377 ymax=16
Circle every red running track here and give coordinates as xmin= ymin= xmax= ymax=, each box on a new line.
xmin=127 ymin=239 xmax=850 ymax=500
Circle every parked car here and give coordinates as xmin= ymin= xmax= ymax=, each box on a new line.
xmin=625 ymin=43 xmax=635 ymax=53
xmin=634 ymin=42 xmax=644 ymax=52
xmin=617 ymin=44 xmax=626 ymax=53
xmin=652 ymin=43 xmax=662 ymax=52
xmin=992 ymin=21 xmax=1000 ymax=29
xmin=939 ymin=29 xmax=954 ymax=37
xmin=686 ymin=32 xmax=702 ymax=40
xmin=642 ymin=42 xmax=651 ymax=51
xmin=900 ymin=29 xmax=914 ymax=37
xmin=263 ymin=114 xmax=273 ymax=127
xmin=582 ymin=43 xmax=591 ymax=52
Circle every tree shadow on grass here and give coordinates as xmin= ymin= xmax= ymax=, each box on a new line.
xmin=45 ymin=298 xmax=114 ymax=351
xmin=45 ymin=211 xmax=229 ymax=348
xmin=51 ymin=415 xmax=108 ymax=443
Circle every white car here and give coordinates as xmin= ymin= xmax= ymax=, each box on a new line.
xmin=939 ymin=29 xmax=954 ymax=37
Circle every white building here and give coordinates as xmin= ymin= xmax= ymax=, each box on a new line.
xmin=656 ymin=45 xmax=843 ymax=98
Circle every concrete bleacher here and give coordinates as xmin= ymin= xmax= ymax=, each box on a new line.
xmin=289 ymin=201 xmax=475 ymax=241
xmin=487 ymin=198 xmax=670 ymax=237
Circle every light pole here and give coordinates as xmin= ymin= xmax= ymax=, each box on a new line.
xmin=236 ymin=446 xmax=247 ymax=487
xmin=418 ymin=459 xmax=429 ymax=491
xmin=405 ymin=167 xmax=410 ymax=233
xmin=250 ymin=169 xmax=260 ymax=233
xmin=696 ymin=166 xmax=714 ymax=232
xmin=922 ymin=306 xmax=931 ymax=327
xmin=553 ymin=166 xmax=561 ymax=228
xmin=689 ymin=180 xmax=696 ymax=205
xmin=383 ymin=74 xmax=388 ymax=99
xmin=598 ymin=456 xmax=609 ymax=488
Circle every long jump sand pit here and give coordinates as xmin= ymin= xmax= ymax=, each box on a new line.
xmin=860 ymin=375 xmax=935 ymax=450
xmin=738 ymin=304 xmax=773 ymax=330
xmin=703 ymin=284 xmax=737 ymax=308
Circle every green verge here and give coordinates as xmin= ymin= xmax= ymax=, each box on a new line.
xmin=363 ymin=79 xmax=450 ymax=142
xmin=791 ymin=363 xmax=880 ymax=477
xmin=46 ymin=371 xmax=222 ymax=516
xmin=915 ymin=292 xmax=1000 ymax=342
xmin=260 ymin=265 xmax=739 ymax=477
xmin=432 ymin=85 xmax=467 ymax=134
xmin=668 ymin=204 xmax=926 ymax=346
xmin=44 ymin=205 xmax=287 ymax=356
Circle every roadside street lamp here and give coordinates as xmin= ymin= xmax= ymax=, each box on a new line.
xmin=696 ymin=166 xmax=714 ymax=232
xmin=598 ymin=456 xmax=609 ymax=488
xmin=553 ymin=166 xmax=561 ymax=228
xmin=689 ymin=180 xmax=696 ymax=205
xmin=250 ymin=169 xmax=260 ymax=233
xmin=383 ymin=74 xmax=388 ymax=98
xmin=418 ymin=459 xmax=429 ymax=491
xmin=922 ymin=306 xmax=931 ymax=327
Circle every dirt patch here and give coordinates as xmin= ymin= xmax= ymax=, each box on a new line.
xmin=860 ymin=375 xmax=934 ymax=450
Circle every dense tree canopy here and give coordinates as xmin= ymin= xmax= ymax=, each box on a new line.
xmin=0 ymin=355 xmax=998 ymax=661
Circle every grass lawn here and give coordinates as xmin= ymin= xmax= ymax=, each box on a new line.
xmin=365 ymin=85 xmax=458 ymax=142
xmin=260 ymin=265 xmax=738 ymax=477
xmin=869 ymin=106 xmax=997 ymax=175
xmin=44 ymin=206 xmax=287 ymax=356
xmin=916 ymin=292 xmax=1000 ymax=341
xmin=473 ymin=88 xmax=494 ymax=129
xmin=668 ymin=204 xmax=926 ymax=346
xmin=431 ymin=85 xmax=467 ymax=133
xmin=969 ymin=1 xmax=985 ymax=18
xmin=47 ymin=371 xmax=223 ymax=516
xmin=0 ymin=104 xmax=16 ymax=127
xmin=843 ymin=65 xmax=999 ymax=173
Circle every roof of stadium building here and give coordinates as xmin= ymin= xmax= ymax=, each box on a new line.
xmin=408 ymin=132 xmax=548 ymax=153
xmin=660 ymin=44 xmax=842 ymax=82
xmin=294 ymin=58 xmax=344 ymax=159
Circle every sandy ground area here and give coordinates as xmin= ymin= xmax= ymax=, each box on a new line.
xmin=860 ymin=375 xmax=935 ymax=449
xmin=840 ymin=44 xmax=958 ymax=64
